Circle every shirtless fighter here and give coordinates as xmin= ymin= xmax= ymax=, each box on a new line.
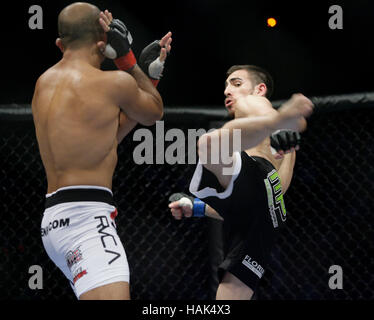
xmin=32 ymin=3 xmax=171 ymax=299
xmin=169 ymin=65 xmax=313 ymax=299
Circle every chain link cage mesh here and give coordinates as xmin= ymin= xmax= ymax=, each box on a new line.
xmin=0 ymin=96 xmax=373 ymax=300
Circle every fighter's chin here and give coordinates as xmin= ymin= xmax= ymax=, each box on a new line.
xmin=227 ymin=109 xmax=235 ymax=119
xmin=225 ymin=105 xmax=235 ymax=118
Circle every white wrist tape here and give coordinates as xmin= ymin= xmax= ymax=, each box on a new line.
xmin=178 ymin=197 xmax=193 ymax=209
xmin=103 ymin=44 xmax=118 ymax=59
xmin=148 ymin=57 xmax=165 ymax=79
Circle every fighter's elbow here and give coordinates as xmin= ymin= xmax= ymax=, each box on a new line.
xmin=141 ymin=108 xmax=163 ymax=126
xmin=154 ymin=108 xmax=164 ymax=121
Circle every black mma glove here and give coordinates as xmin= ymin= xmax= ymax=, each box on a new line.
xmin=270 ymin=130 xmax=301 ymax=153
xmin=103 ymin=18 xmax=137 ymax=71
xmin=139 ymin=40 xmax=168 ymax=86
xmin=168 ymin=193 xmax=206 ymax=217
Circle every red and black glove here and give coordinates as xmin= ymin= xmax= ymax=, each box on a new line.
xmin=103 ymin=18 xmax=137 ymax=71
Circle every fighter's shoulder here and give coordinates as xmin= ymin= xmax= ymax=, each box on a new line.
xmin=100 ymin=70 xmax=136 ymax=91
xmin=101 ymin=69 xmax=132 ymax=80
xmin=35 ymin=66 xmax=58 ymax=86
xmin=240 ymin=95 xmax=273 ymax=109
xmin=33 ymin=67 xmax=60 ymax=97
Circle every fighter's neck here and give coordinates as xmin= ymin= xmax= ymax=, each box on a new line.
xmin=61 ymin=48 xmax=102 ymax=69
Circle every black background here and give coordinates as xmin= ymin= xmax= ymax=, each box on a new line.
xmin=1 ymin=0 xmax=373 ymax=105
xmin=1 ymin=1 xmax=374 ymax=303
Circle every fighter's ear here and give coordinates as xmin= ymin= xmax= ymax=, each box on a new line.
xmin=56 ymin=38 xmax=64 ymax=53
xmin=96 ymin=32 xmax=108 ymax=55
xmin=255 ymin=83 xmax=267 ymax=97
xmin=96 ymin=40 xmax=106 ymax=54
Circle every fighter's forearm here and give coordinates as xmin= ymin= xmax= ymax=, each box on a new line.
xmin=128 ymin=65 xmax=163 ymax=111
xmin=200 ymin=114 xmax=279 ymax=159
xmin=224 ymin=115 xmax=277 ymax=150
xmin=277 ymin=151 xmax=296 ymax=194
xmin=205 ymin=204 xmax=224 ymax=221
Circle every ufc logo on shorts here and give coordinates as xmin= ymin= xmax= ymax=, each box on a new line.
xmin=94 ymin=215 xmax=121 ymax=265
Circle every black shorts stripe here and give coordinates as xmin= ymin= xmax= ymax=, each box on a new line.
xmin=45 ymin=188 xmax=115 ymax=209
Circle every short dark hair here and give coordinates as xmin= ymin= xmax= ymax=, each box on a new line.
xmin=58 ymin=3 xmax=104 ymax=49
xmin=226 ymin=65 xmax=274 ymax=99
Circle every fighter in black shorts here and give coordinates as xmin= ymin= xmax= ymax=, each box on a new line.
xmin=169 ymin=65 xmax=313 ymax=299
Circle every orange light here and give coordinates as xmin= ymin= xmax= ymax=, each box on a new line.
xmin=267 ymin=17 xmax=277 ymax=27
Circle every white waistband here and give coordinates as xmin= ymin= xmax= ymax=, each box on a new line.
xmin=46 ymin=185 xmax=113 ymax=198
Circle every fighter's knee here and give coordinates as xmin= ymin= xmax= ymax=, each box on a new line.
xmin=216 ymin=272 xmax=254 ymax=300
xmin=79 ymin=281 xmax=130 ymax=300
xmin=197 ymin=133 xmax=211 ymax=162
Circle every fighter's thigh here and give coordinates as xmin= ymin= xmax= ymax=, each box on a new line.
xmin=203 ymin=163 xmax=233 ymax=189
xmin=79 ymin=281 xmax=130 ymax=300
xmin=216 ymin=271 xmax=254 ymax=300
xmin=68 ymin=212 xmax=130 ymax=297
xmin=201 ymin=152 xmax=241 ymax=189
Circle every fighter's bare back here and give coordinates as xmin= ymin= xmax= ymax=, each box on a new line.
xmin=32 ymin=59 xmax=124 ymax=194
